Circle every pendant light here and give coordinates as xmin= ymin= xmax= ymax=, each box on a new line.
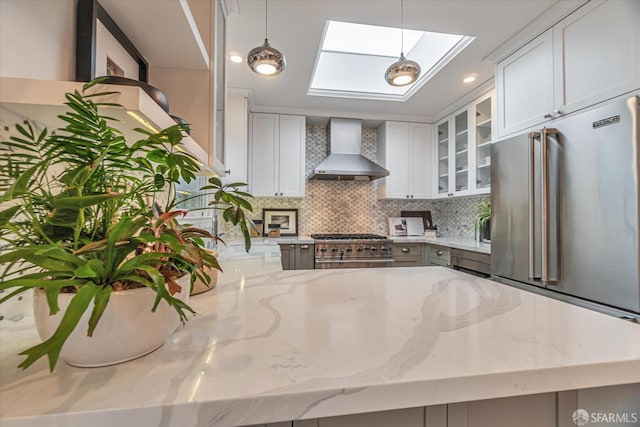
xmin=247 ymin=0 xmax=286 ymax=76
xmin=385 ymin=0 xmax=420 ymax=86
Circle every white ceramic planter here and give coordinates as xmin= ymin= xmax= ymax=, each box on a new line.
xmin=33 ymin=275 xmax=190 ymax=368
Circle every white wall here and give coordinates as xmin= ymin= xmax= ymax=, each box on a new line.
xmin=0 ymin=0 xmax=76 ymax=81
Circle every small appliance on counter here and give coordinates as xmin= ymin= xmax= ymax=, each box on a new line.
xmin=249 ymin=220 xmax=264 ymax=238
xmin=267 ymin=223 xmax=281 ymax=238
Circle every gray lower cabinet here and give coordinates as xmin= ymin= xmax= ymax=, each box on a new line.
xmin=450 ymin=249 xmax=491 ymax=276
xmin=314 ymin=407 xmax=424 ymax=427
xmin=392 ymin=243 xmax=426 ymax=267
xmin=427 ymin=245 xmax=451 ymax=267
xmin=279 ymin=244 xmax=315 ymax=270
xmin=446 ymin=392 xmax=556 ymax=427
xmin=248 ymin=384 xmax=639 ymax=427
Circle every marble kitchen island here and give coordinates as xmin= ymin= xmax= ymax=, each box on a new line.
xmin=0 ymin=241 xmax=639 ymax=427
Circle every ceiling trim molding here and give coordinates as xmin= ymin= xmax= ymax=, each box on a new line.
xmin=227 ymin=87 xmax=254 ymax=109
xmin=250 ymin=104 xmax=431 ymax=124
xmin=221 ymin=0 xmax=240 ymax=17
xmin=432 ymin=78 xmax=495 ymax=123
xmin=483 ymin=0 xmax=590 ymax=63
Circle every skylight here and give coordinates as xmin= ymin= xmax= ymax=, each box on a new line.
xmin=308 ymin=21 xmax=475 ymax=101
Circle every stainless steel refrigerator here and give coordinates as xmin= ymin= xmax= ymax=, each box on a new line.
xmin=491 ymin=94 xmax=640 ymax=318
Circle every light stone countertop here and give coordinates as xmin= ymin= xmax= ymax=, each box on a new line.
xmin=0 ymin=242 xmax=638 ymax=427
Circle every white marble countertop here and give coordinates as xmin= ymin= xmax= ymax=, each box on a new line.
xmin=1 ymin=242 xmax=638 ymax=427
xmin=278 ymin=236 xmax=491 ymax=254
xmin=422 ymin=237 xmax=491 ymax=254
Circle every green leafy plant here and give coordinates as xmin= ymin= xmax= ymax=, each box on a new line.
xmin=0 ymin=79 xmax=254 ymax=371
xmin=474 ymin=200 xmax=491 ymax=227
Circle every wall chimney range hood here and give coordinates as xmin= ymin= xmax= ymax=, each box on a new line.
xmin=309 ymin=118 xmax=389 ymax=181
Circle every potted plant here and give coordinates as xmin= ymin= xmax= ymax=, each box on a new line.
xmin=474 ymin=200 xmax=491 ymax=243
xmin=0 ymin=79 xmax=254 ymax=371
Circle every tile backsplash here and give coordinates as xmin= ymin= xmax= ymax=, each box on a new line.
xmin=221 ymin=124 xmax=489 ymax=239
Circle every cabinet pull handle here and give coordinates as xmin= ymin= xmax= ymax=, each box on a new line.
xmin=401 ymin=248 xmax=410 ymax=253
xmin=300 ymin=245 xmax=309 ymax=249
xmin=542 ymin=128 xmax=559 ymax=286
xmin=544 ymin=112 xmax=553 ymax=119
xmin=436 ymin=250 xmax=443 ymax=256
xmin=528 ymin=132 xmax=538 ymax=280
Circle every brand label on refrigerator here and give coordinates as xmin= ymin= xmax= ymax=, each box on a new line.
xmin=592 ymin=115 xmax=620 ymax=129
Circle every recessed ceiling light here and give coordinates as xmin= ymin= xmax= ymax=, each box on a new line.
xmin=229 ymin=54 xmax=243 ymax=63
xmin=463 ymin=76 xmax=476 ymax=83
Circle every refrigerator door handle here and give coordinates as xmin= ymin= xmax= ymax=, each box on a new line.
xmin=528 ymin=132 xmax=539 ymax=280
xmin=542 ymin=128 xmax=559 ymax=286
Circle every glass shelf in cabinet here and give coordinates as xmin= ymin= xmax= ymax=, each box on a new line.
xmin=476 ymin=118 xmax=491 ymax=128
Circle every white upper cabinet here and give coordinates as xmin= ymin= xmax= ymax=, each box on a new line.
xmin=377 ymin=122 xmax=433 ymax=200
xmin=249 ymin=113 xmax=306 ymax=198
xmin=497 ymin=0 xmax=640 ymax=138
xmin=496 ymin=29 xmax=554 ymax=138
xmin=434 ymin=91 xmax=494 ymax=198
xmin=277 ymin=115 xmax=306 ymax=197
xmin=223 ymin=89 xmax=249 ymax=184
xmin=552 ymin=0 xmax=640 ymax=115
xmin=409 ymin=123 xmax=433 ymax=199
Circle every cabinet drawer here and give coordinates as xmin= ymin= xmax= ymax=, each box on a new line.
xmin=453 ymin=249 xmax=490 ymax=265
xmin=428 ymin=245 xmax=450 ymax=265
xmin=392 ymin=243 xmax=423 ymax=262
xmin=451 ymin=249 xmax=491 ymax=275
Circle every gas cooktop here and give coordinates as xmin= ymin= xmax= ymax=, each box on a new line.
xmin=310 ymin=233 xmax=387 ymax=240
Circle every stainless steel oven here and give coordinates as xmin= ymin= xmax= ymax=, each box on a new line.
xmin=311 ymin=234 xmax=393 ymax=269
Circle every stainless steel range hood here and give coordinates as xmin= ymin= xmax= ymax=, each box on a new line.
xmin=309 ymin=118 xmax=389 ymax=181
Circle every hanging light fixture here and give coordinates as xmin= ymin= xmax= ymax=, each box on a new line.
xmin=385 ymin=0 xmax=421 ymax=86
xmin=247 ymin=0 xmax=286 ymax=76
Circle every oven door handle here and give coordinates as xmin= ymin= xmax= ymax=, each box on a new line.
xmin=315 ymin=258 xmax=395 ymax=264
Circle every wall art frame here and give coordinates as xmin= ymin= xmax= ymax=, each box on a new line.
xmin=262 ymin=209 xmax=299 ymax=237
xmin=75 ymin=0 xmax=148 ymax=82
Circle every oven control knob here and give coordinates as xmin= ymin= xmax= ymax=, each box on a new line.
xmin=331 ymin=247 xmax=338 ymax=253
xmin=364 ymin=246 xmax=370 ymax=251
xmin=370 ymin=247 xmax=377 ymax=252
xmin=345 ymin=247 xmax=353 ymax=253
xmin=320 ymin=247 xmax=327 ymax=253
xmin=356 ymin=247 xmax=363 ymax=252
xmin=380 ymin=246 xmax=389 ymax=252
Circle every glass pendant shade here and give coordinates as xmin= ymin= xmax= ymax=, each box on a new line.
xmin=385 ymin=0 xmax=420 ymax=87
xmin=385 ymin=53 xmax=421 ymax=86
xmin=247 ymin=38 xmax=286 ymax=76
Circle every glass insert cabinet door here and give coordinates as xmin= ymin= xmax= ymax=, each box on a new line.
xmin=437 ymin=120 xmax=449 ymax=196
xmin=454 ymin=110 xmax=469 ymax=192
xmin=475 ymin=96 xmax=492 ymax=189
